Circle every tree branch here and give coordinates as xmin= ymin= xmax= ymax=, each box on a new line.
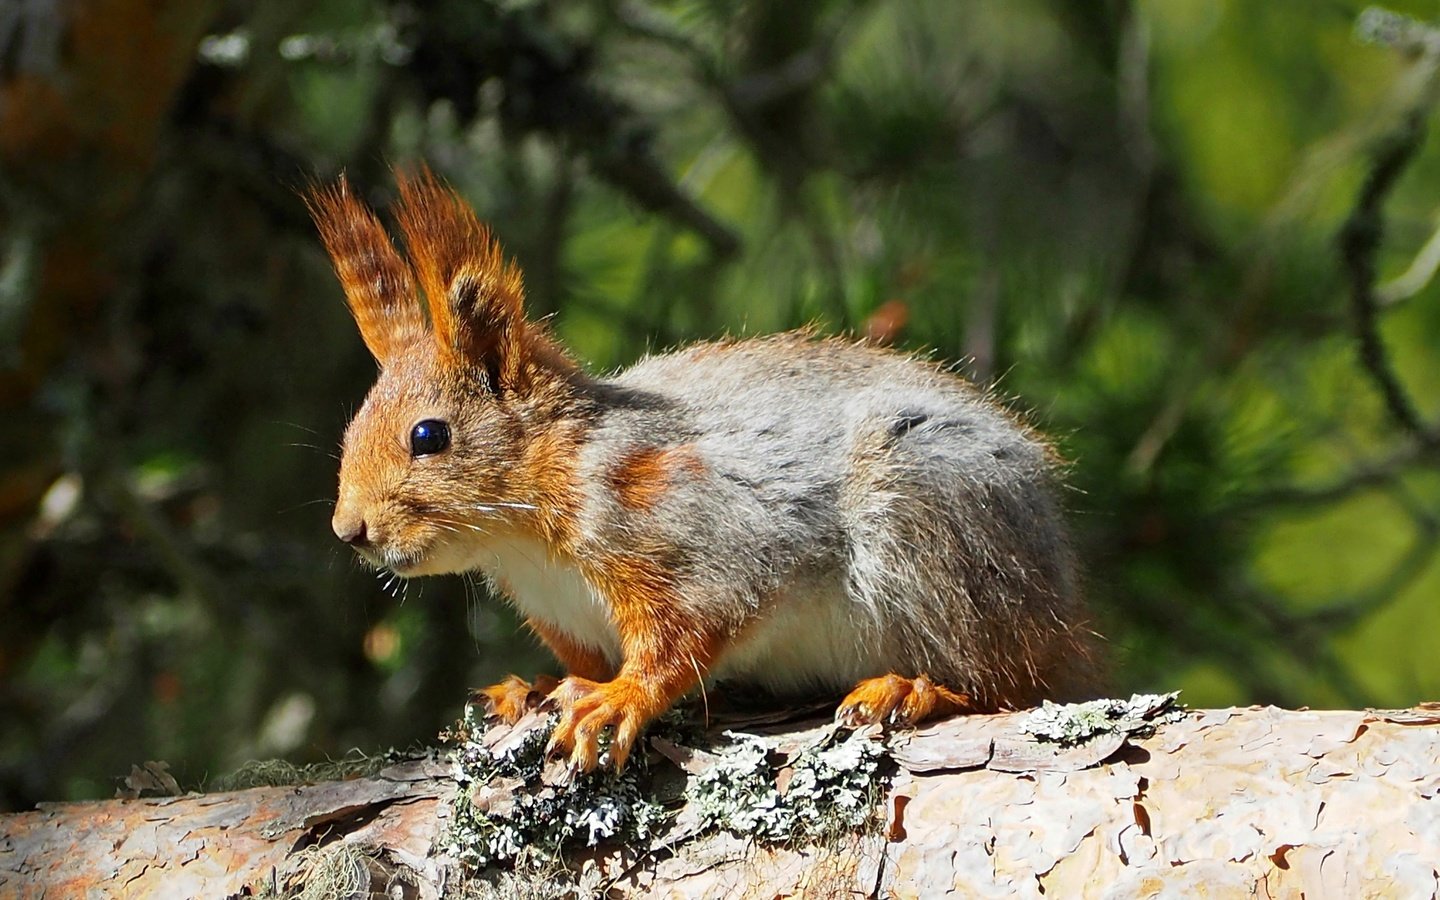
xmin=1340 ymin=8 xmax=1440 ymax=444
xmin=4 ymin=706 xmax=1440 ymax=896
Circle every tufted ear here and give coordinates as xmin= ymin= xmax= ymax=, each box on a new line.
xmin=392 ymin=166 xmax=530 ymax=391
xmin=306 ymin=176 xmax=425 ymax=366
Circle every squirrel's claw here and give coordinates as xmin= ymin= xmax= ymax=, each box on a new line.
xmin=545 ymin=675 xmax=652 ymax=773
xmin=836 ymin=673 xmax=979 ymax=728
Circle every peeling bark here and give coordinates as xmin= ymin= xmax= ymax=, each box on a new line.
xmin=2 ymin=705 xmax=1438 ymax=898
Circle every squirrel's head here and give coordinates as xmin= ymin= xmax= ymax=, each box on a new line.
xmin=308 ymin=169 xmax=579 ymax=576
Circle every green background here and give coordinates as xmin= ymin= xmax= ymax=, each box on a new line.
xmin=3 ymin=0 xmax=1439 ymax=806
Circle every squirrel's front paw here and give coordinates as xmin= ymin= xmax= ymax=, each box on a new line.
xmin=544 ymin=676 xmax=657 ymax=773
xmin=471 ymin=674 xmax=560 ymax=724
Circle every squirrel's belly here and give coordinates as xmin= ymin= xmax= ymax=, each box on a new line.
xmin=476 ymin=534 xmax=623 ymax=667
xmin=711 ymin=575 xmax=887 ymax=696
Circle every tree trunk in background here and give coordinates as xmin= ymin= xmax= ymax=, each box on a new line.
xmin=2 ymin=705 xmax=1437 ymax=898
xmin=0 ymin=0 xmax=215 ymax=590
xmin=0 ymin=2 xmax=220 ymax=748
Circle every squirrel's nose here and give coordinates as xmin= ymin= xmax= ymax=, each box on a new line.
xmin=333 ymin=514 xmax=369 ymax=547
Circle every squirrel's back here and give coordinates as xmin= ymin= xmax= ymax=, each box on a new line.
xmin=564 ymin=333 xmax=1097 ymax=706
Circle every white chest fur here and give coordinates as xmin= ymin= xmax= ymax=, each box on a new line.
xmin=475 ymin=534 xmax=622 ymax=665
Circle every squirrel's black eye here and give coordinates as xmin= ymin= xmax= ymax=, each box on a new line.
xmin=409 ymin=419 xmax=451 ymax=457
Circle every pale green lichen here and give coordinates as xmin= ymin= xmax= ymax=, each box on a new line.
xmin=441 ymin=707 xmax=666 ymax=870
xmin=442 ymin=708 xmax=889 ymax=882
xmin=1020 ymin=691 xmax=1185 ymax=746
xmin=688 ymin=727 xmax=887 ymax=844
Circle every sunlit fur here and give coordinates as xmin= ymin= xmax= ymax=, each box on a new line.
xmin=312 ymin=169 xmax=1102 ymax=772
xmin=305 ymin=180 xmax=426 ymax=365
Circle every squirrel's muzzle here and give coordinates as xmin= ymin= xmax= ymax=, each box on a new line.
xmin=333 ymin=512 xmax=369 ymax=547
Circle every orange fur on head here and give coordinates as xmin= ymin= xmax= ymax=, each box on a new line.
xmin=305 ymin=177 xmax=425 ymax=365
xmin=392 ymin=167 xmax=529 ymax=388
xmin=309 ymin=166 xmax=573 ymax=397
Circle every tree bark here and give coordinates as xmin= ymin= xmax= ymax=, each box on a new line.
xmin=2 ymin=704 xmax=1438 ymax=898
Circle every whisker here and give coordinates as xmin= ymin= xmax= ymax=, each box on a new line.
xmin=273 ymin=420 xmax=327 ymax=438
xmin=284 ymin=442 xmax=341 ymax=462
xmin=466 ymin=501 xmax=539 ymax=515
xmin=279 ymin=498 xmax=336 ymax=514
xmin=431 ymin=501 xmax=539 ymax=519
xmin=691 ymin=653 xmax=710 ymax=728
xmin=426 ymin=515 xmax=489 ymax=535
xmin=462 ymin=573 xmax=486 ymax=652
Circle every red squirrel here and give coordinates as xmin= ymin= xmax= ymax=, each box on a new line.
xmin=309 ymin=169 xmax=1100 ymax=773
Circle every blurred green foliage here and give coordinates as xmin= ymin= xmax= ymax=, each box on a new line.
xmin=3 ymin=0 xmax=1440 ymax=807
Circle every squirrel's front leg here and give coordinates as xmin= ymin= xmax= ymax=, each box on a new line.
xmin=546 ymin=557 xmax=723 ymax=772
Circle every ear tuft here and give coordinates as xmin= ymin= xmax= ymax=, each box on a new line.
xmin=305 ymin=176 xmax=425 ymax=365
xmin=393 ymin=166 xmax=529 ymax=386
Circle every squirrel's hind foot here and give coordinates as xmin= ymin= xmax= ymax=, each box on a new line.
xmin=836 ymin=673 xmax=983 ymax=728
xmin=471 ymin=673 xmax=561 ymax=724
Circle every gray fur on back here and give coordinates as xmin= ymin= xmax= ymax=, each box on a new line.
xmin=566 ymin=334 xmax=1097 ymax=706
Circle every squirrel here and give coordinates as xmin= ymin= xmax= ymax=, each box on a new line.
xmin=308 ymin=168 xmax=1101 ymax=773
